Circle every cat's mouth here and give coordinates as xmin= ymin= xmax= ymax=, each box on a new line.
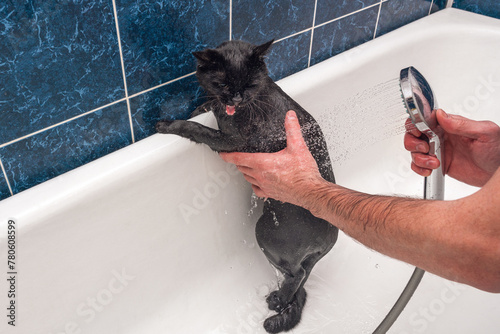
xmin=226 ymin=105 xmax=236 ymax=116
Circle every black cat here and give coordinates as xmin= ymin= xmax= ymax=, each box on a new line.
xmin=156 ymin=40 xmax=338 ymax=333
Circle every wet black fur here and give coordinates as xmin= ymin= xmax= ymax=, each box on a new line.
xmin=156 ymin=40 xmax=338 ymax=333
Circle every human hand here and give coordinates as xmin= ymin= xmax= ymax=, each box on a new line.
xmin=404 ymin=109 xmax=500 ymax=187
xmin=219 ymin=110 xmax=324 ymax=206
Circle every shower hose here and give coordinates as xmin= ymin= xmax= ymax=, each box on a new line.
xmin=372 ymin=267 xmax=425 ymax=333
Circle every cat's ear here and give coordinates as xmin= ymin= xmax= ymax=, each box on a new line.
xmin=193 ymin=49 xmax=221 ymax=68
xmin=252 ymin=40 xmax=274 ymax=58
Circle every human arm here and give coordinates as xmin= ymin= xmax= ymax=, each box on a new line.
xmin=220 ymin=110 xmax=500 ymax=292
xmin=404 ymin=109 xmax=500 ymax=186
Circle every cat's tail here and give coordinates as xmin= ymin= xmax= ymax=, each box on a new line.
xmin=263 ymin=287 xmax=307 ymax=334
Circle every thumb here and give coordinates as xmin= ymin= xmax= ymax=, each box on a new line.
xmin=437 ymin=109 xmax=483 ymax=139
xmin=285 ymin=110 xmax=307 ymax=152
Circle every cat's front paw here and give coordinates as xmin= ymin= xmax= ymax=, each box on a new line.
xmin=266 ymin=291 xmax=286 ymax=312
xmin=155 ymin=120 xmax=175 ymax=133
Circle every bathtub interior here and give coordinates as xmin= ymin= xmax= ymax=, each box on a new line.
xmin=1 ymin=8 xmax=500 ymax=334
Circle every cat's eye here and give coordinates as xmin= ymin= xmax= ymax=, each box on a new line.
xmin=218 ymin=83 xmax=227 ymax=88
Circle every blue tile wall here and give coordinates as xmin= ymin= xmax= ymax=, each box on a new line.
xmin=0 ymin=0 xmax=125 ymax=144
xmin=267 ymin=31 xmax=312 ymax=81
xmin=453 ymin=0 xmax=500 ymax=20
xmin=311 ymin=5 xmax=379 ymax=66
xmin=315 ymin=0 xmax=380 ymax=26
xmin=2 ymin=0 xmax=489 ymax=201
xmin=232 ymin=0 xmax=315 ymax=44
xmin=129 ymin=74 xmax=205 ymax=141
xmin=377 ymin=0 xmax=436 ymax=37
xmin=0 ymin=101 xmax=132 ymax=194
xmin=116 ymin=0 xmax=229 ymax=95
xmin=0 ymin=168 xmax=10 ymax=200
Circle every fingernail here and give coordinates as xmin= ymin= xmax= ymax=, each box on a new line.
xmin=425 ymin=159 xmax=438 ymax=168
xmin=439 ymin=109 xmax=448 ymax=118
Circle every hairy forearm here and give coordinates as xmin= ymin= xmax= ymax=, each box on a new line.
xmin=297 ymin=178 xmax=500 ymax=292
xmin=304 ymin=179 xmax=438 ymax=258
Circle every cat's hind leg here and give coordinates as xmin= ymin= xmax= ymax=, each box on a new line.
xmin=266 ymin=265 xmax=306 ymax=312
xmin=263 ymin=286 xmax=306 ymax=334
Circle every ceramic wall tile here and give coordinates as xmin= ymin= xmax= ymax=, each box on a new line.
xmin=0 ymin=0 xmax=125 ymax=144
xmin=232 ymin=0 xmax=315 ymax=44
xmin=376 ymin=0 xmax=433 ymax=37
xmin=0 ymin=169 xmax=10 ymax=201
xmin=431 ymin=0 xmax=448 ymax=14
xmin=267 ymin=32 xmax=311 ymax=81
xmin=0 ymin=102 xmax=132 ymax=194
xmin=453 ymin=0 xmax=500 ymax=20
xmin=130 ymin=75 xmax=206 ymax=142
xmin=310 ymin=6 xmax=379 ymax=66
xmin=116 ymin=0 xmax=230 ymax=96
xmin=315 ymin=0 xmax=379 ymax=26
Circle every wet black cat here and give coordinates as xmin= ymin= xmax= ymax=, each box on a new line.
xmin=156 ymin=40 xmax=338 ymax=333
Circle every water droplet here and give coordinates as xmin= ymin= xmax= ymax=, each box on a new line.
xmin=318 ymin=78 xmax=408 ymax=166
xmin=271 ymin=210 xmax=279 ymax=226
xmin=247 ymin=193 xmax=259 ymax=216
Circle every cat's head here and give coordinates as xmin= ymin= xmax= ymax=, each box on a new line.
xmin=193 ymin=40 xmax=274 ymax=116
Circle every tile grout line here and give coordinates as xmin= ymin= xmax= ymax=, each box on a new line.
xmin=0 ymin=98 xmax=127 ymax=149
xmin=128 ymin=71 xmax=197 ymax=100
xmin=373 ymin=1 xmax=383 ymax=39
xmin=307 ymin=0 xmax=319 ymax=68
xmin=428 ymin=0 xmax=435 ymax=15
xmin=276 ymin=1 xmax=384 ymax=46
xmin=0 ymin=158 xmax=14 ymax=196
xmin=111 ymin=0 xmax=135 ymax=143
xmin=274 ymin=27 xmax=312 ymax=44
xmin=229 ymin=0 xmax=232 ymax=40
xmin=0 ymin=70 xmax=196 ymax=150
xmin=314 ymin=1 xmax=384 ymax=30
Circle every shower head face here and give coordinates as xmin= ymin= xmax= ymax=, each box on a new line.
xmin=400 ymin=66 xmax=444 ymax=200
xmin=400 ymin=67 xmax=437 ymax=135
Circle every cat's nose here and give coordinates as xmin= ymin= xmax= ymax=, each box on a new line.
xmin=232 ymin=93 xmax=243 ymax=105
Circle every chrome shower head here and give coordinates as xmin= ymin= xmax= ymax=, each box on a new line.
xmin=400 ymin=66 xmax=444 ymax=200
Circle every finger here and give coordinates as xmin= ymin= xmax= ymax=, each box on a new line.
xmin=251 ymin=185 xmax=267 ymax=198
xmin=436 ymin=109 xmax=494 ymax=140
xmin=220 ymin=151 xmax=266 ymax=168
xmin=411 ymin=162 xmax=432 ymax=177
xmin=405 ymin=118 xmax=421 ymax=137
xmin=236 ymin=165 xmax=254 ymax=175
xmin=284 ymin=110 xmax=308 ymax=152
xmin=242 ymin=173 xmax=258 ymax=186
xmin=404 ymin=132 xmax=429 ymax=153
xmin=412 ymin=152 xmax=440 ymax=169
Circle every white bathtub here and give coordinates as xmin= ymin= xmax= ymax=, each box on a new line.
xmin=1 ymin=8 xmax=499 ymax=334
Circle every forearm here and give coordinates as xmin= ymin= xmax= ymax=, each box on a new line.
xmin=298 ymin=177 xmax=500 ymax=292
xmin=303 ymin=179 xmax=444 ymax=262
